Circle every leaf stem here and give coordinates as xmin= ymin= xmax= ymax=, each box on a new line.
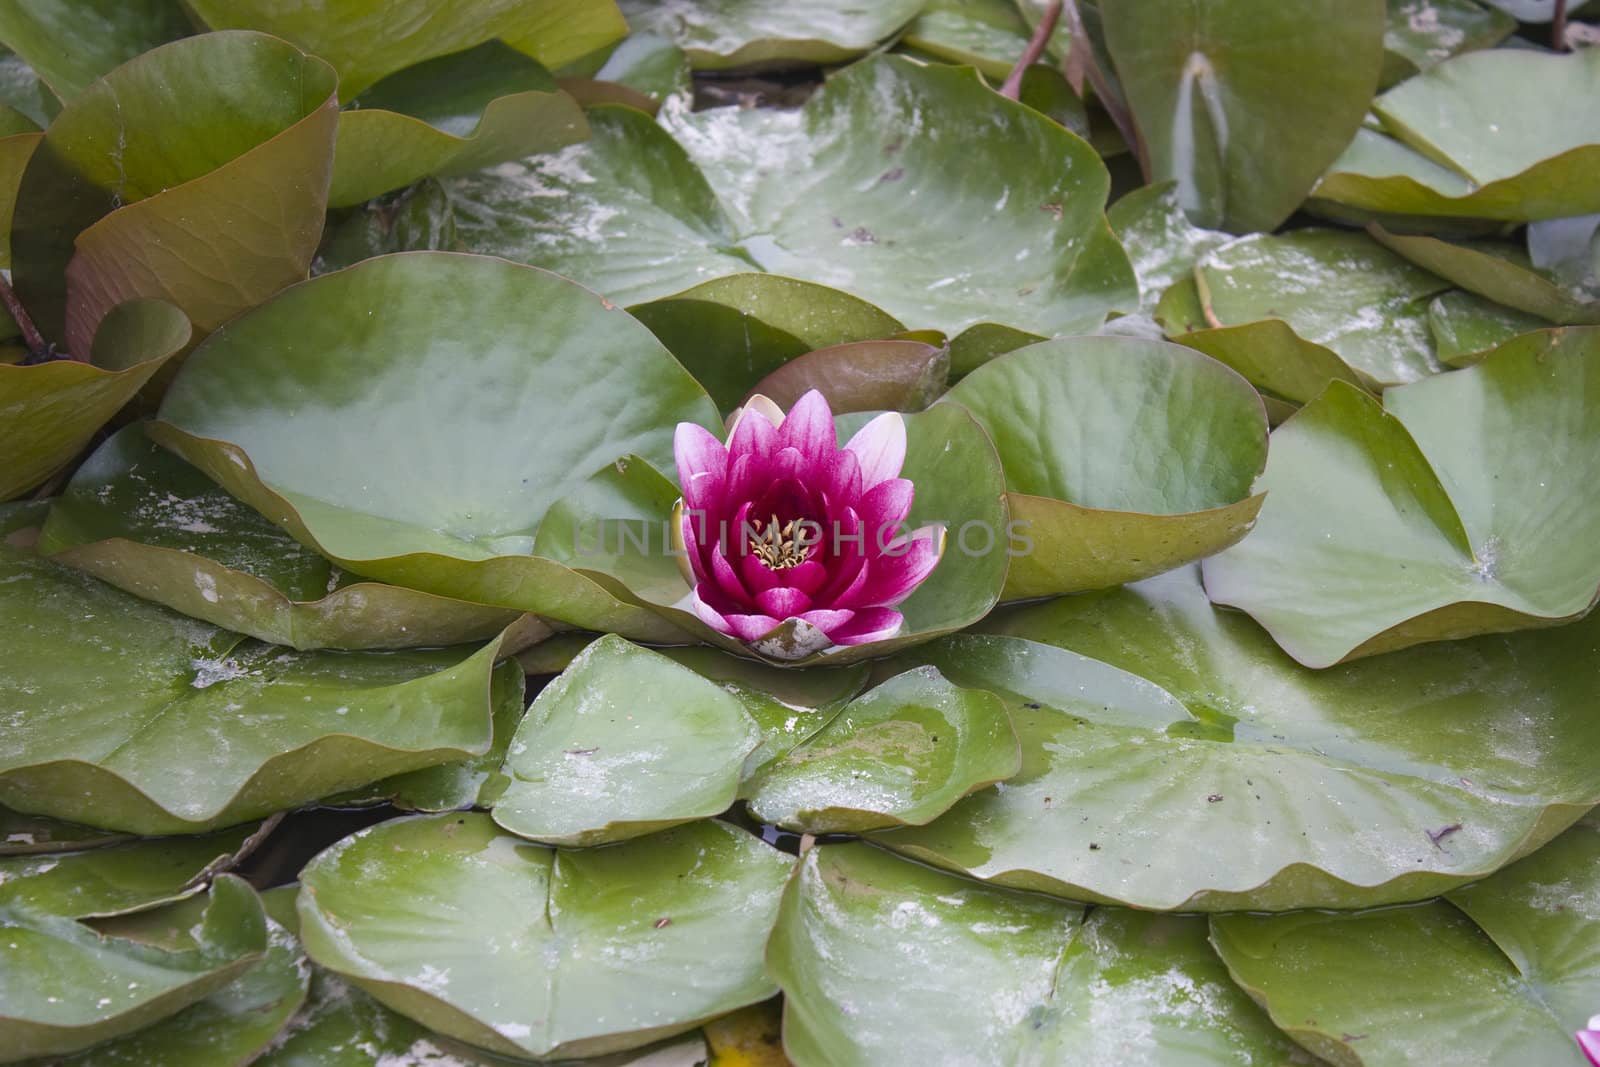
xmin=1059 ymin=0 xmax=1148 ymax=178
xmin=0 ymin=272 xmax=53 ymax=362
xmin=1000 ymin=1 xmax=1063 ymax=100
xmin=1554 ymin=0 xmax=1569 ymax=50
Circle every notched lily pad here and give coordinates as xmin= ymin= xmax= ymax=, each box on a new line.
xmin=941 ymin=336 xmax=1267 ymax=598
xmin=296 ymin=813 xmax=793 ymax=1061
xmin=746 ymin=666 xmax=1019 ymax=834
xmin=1204 ymin=328 xmax=1600 ymax=666
xmin=491 ymin=635 xmax=761 ymax=846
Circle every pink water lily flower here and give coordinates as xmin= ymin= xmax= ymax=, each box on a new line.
xmin=672 ymin=390 xmax=945 ymax=659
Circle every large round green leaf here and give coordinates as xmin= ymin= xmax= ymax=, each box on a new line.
xmin=1107 ymin=181 xmax=1231 ymax=313
xmin=152 ymin=252 xmax=719 ymax=640
xmin=1 ymin=874 xmax=266 ymax=1063
xmin=0 ymin=0 xmax=191 ymax=103
xmin=941 ymin=336 xmax=1267 ymax=597
xmin=1100 ymin=0 xmax=1385 ymax=232
xmin=617 ymin=0 xmax=924 ymax=70
xmin=746 ymin=666 xmax=1019 ymax=834
xmin=1211 ymin=814 xmax=1600 ymax=1067
xmin=1204 ymin=328 xmax=1600 ymax=666
xmin=186 ymin=0 xmax=627 ymax=100
xmin=39 ymin=424 xmax=522 ymax=650
xmin=11 ymin=31 xmax=339 ymax=357
xmin=867 ymin=564 xmax=1600 ymax=911
xmin=491 ymin=635 xmax=761 ymax=846
xmin=768 ymin=843 xmax=1311 ymax=1066
xmin=0 ymin=541 xmax=509 ymax=834
xmin=296 ymin=813 xmax=793 ymax=1061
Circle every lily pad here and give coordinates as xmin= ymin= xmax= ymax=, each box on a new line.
xmin=1107 ymin=181 xmax=1231 ymax=312
xmin=1211 ymin=815 xmax=1600 ymax=1066
xmin=1370 ymin=224 xmax=1600 ymax=324
xmin=1428 ymin=289 xmax=1548 ymax=366
xmin=491 ymin=635 xmax=761 ymax=846
xmin=539 ymin=403 xmax=1011 ymax=667
xmin=616 ymin=0 xmax=925 ymax=70
xmin=2 ymin=874 xmax=267 ymax=1062
xmin=1314 ymin=47 xmax=1600 ymax=220
xmin=11 ymin=31 xmax=339 ymax=357
xmin=151 ymin=251 xmax=718 ymax=641
xmin=0 ymin=540 xmax=510 ymax=834
xmin=0 ymin=0 xmax=188 ymax=103
xmin=1381 ymin=0 xmax=1515 ymax=88
xmin=940 ymin=336 xmax=1267 ymax=598
xmin=186 ymin=0 xmax=627 ymax=100
xmin=768 ymin=842 xmax=1313 ymax=1066
xmin=867 ymin=562 xmax=1600 ymax=911
xmin=329 ymin=41 xmax=588 ymax=208
xmin=901 ymin=0 xmax=1035 ymax=80
xmin=0 ymin=124 xmax=40 ymax=269
xmin=1203 ymin=328 xmax=1600 ymax=666
xmin=296 ymin=813 xmax=793 ymax=1061
xmin=746 ymin=665 xmax=1019 ymax=834
xmin=743 ymin=339 xmax=949 ymax=416
xmin=0 ymin=298 xmax=191 ymax=500
xmin=39 ymin=424 xmax=522 ymax=650
xmin=1100 ymin=0 xmax=1385 ymax=232
xmin=0 ymin=807 xmax=128 ymax=856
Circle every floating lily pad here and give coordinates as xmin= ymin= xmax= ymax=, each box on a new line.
xmin=1428 ymin=289 xmax=1548 ymax=366
xmin=590 ymin=32 xmax=692 ymax=106
xmin=491 ymin=636 xmax=761 ymax=846
xmin=0 ymin=541 xmax=508 ymax=834
xmin=1211 ymin=815 xmax=1600 ymax=1066
xmin=0 ymin=299 xmax=191 ymax=500
xmin=617 ymin=0 xmax=924 ymax=69
xmin=11 ymin=31 xmax=339 ymax=357
xmin=867 ymin=563 xmax=1600 ymax=911
xmin=769 ymin=843 xmax=1313 ymax=1066
xmin=296 ymin=813 xmax=793 ymax=1061
xmin=901 ymin=0 xmax=1035 ymax=79
xmin=1204 ymin=328 xmax=1600 ymax=666
xmin=151 ymin=252 xmax=718 ymax=641
xmin=539 ymin=403 xmax=1010 ymax=667
xmin=746 ymin=666 xmax=1019 ymax=834
xmin=1101 ymin=0 xmax=1385 ymax=232
xmin=1381 ymin=0 xmax=1515 ymax=88
xmin=1314 ymin=47 xmax=1600 ymax=220
xmin=39 ymin=424 xmax=522 ymax=650
xmin=2 ymin=874 xmax=267 ymax=1062
xmin=0 ymin=807 xmax=128 ymax=856
xmin=0 ymin=0 xmax=191 ymax=102
xmin=186 ymin=0 xmax=626 ymax=100
xmin=743 ymin=339 xmax=949 ymax=416
xmin=1371 ymin=225 xmax=1600 ymax=324
xmin=329 ymin=41 xmax=588 ymax=207
xmin=1107 ymin=182 xmax=1231 ymax=312
xmin=941 ymin=336 xmax=1267 ymax=598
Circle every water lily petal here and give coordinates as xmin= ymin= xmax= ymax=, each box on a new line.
xmin=785 ymin=559 xmax=830 ymax=595
xmin=756 ymin=585 xmax=814 ymax=619
xmin=836 ymin=526 xmax=944 ymax=609
xmin=844 ymin=411 xmax=907 ymax=489
xmin=723 ymin=609 xmax=787 ymax=642
xmin=776 ymin=389 xmax=838 ymax=476
xmin=727 ymin=394 xmax=785 ymax=439
xmin=856 ymin=477 xmax=915 ymax=541
xmin=728 ymin=395 xmax=781 ymax=462
xmin=690 ymin=586 xmax=737 ymax=636
xmin=711 ymin=541 xmax=754 ymax=607
xmin=796 ymin=608 xmax=857 ymax=636
xmin=824 ymin=447 xmax=864 ymax=511
xmin=677 ymin=500 xmax=710 ymax=587
xmin=827 ymin=607 xmax=905 ymax=645
xmin=738 ymin=549 xmax=783 ymax=594
xmin=674 ymin=423 xmax=728 ymax=514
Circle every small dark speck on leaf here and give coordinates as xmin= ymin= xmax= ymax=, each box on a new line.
xmin=884 ymin=137 xmax=903 ymax=155
xmin=846 ymin=227 xmax=876 ymax=244
xmin=1088 ymin=842 xmax=1101 ymax=850
xmin=1207 ymin=794 xmax=1224 ymax=803
xmin=565 ymin=747 xmax=599 ymax=756
xmin=832 ymin=216 xmax=844 ymax=228
xmin=879 ymin=167 xmax=905 ymax=183
xmin=654 ymin=917 xmax=672 ymax=929
xmin=1426 ymin=823 xmax=1462 ymax=846
xmin=600 ymin=297 xmax=618 ymax=310
xmin=1023 ymin=702 xmax=1041 ymax=709
xmin=1040 ymin=203 xmax=1063 ymax=219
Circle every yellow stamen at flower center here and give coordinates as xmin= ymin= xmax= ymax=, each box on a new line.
xmin=752 ymin=514 xmax=817 ymax=570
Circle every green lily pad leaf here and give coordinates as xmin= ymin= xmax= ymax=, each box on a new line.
xmin=0 ymin=541 xmax=509 ymax=834
xmin=746 ymin=666 xmax=1019 ymax=834
xmin=0 ymin=126 xmax=40 ymax=269
xmin=1371 ymin=224 xmax=1600 ymax=324
xmin=941 ymin=336 xmax=1267 ymax=598
xmin=617 ymin=0 xmax=924 ymax=70
xmin=186 ymin=0 xmax=625 ymax=100
xmin=1101 ymin=0 xmax=1385 ymax=232
xmin=0 ymin=808 xmax=128 ymax=856
xmin=769 ymin=843 xmax=1312 ymax=1066
xmin=39 ymin=424 xmax=522 ymax=650
xmin=297 ymin=813 xmax=793 ymax=1061
xmin=629 ymin=275 xmax=907 ymax=413
xmin=0 ymin=0 xmax=191 ymax=103
xmin=901 ymin=0 xmax=1035 ymax=80
xmin=1211 ymin=814 xmax=1600 ymax=1067
xmin=1188 ymin=229 xmax=1453 ymax=391
xmin=12 ymin=31 xmax=339 ymax=358
xmin=515 ymin=631 xmax=601 ymax=676
xmin=1382 ymin=0 xmax=1516 ymax=88
xmin=591 ymin=32 xmax=692 ymax=106
xmin=1315 ymin=47 xmax=1600 ymax=220
xmin=1107 ymin=181 xmax=1231 ymax=312
xmin=0 ymin=826 xmax=260 ymax=920
xmin=1429 ymin=289 xmax=1549 ymax=366
xmin=151 ymin=252 xmax=718 ymax=641
xmin=0 ymin=48 xmax=57 ymax=127
xmin=491 ymin=635 xmax=761 ymax=846
xmin=2 ymin=874 xmax=267 ymax=1062
xmin=868 ymin=563 xmax=1600 ymax=911
xmin=0 ymin=298 xmax=190 ymax=500
xmin=61 ymin=901 xmax=310 ymax=1067
xmin=1204 ymin=328 xmax=1600 ymax=666
xmin=329 ymin=41 xmax=588 ymax=208
xmin=744 ymin=339 xmax=949 ymax=416
xmin=541 ymin=404 xmax=1011 ymax=667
